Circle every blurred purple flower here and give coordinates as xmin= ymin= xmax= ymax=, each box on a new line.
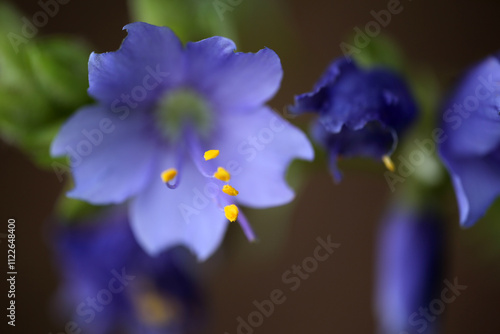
xmin=291 ymin=57 xmax=417 ymax=181
xmin=51 ymin=22 xmax=313 ymax=260
xmin=438 ymin=55 xmax=500 ymax=227
xmin=53 ymin=209 xmax=204 ymax=334
xmin=375 ymin=205 xmax=443 ymax=334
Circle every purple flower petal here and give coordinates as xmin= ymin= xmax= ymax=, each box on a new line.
xmin=51 ymin=105 xmax=157 ymax=204
xmin=290 ymin=57 xmax=417 ymax=181
xmin=442 ymin=154 xmax=500 ymax=227
xmin=439 ymin=55 xmax=500 ymax=227
xmin=441 ymin=56 xmax=500 ymax=157
xmin=312 ymin=120 xmax=397 ymax=182
xmin=292 ymin=58 xmax=416 ymax=133
xmin=209 ymin=107 xmax=314 ymax=208
xmin=88 ymin=22 xmax=184 ymax=109
xmin=375 ymin=206 xmax=443 ymax=334
xmin=184 ymin=36 xmax=237 ymax=79
xmin=185 ymin=39 xmax=283 ymax=112
xmin=129 ymin=153 xmax=229 ymax=261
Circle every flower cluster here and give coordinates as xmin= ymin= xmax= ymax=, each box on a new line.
xmin=45 ymin=17 xmax=500 ymax=334
xmin=1 ymin=0 xmax=497 ymax=332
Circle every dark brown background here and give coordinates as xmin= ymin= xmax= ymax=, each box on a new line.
xmin=2 ymin=0 xmax=500 ymax=333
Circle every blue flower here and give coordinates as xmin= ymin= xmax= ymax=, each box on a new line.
xmin=290 ymin=57 xmax=417 ymax=181
xmin=374 ymin=205 xmax=444 ymax=334
xmin=51 ymin=22 xmax=313 ymax=260
xmin=438 ymin=55 xmax=500 ymax=227
xmin=53 ymin=210 xmax=204 ymax=334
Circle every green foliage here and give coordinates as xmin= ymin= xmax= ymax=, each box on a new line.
xmin=127 ymin=0 xmax=238 ymax=43
xmin=352 ymin=34 xmax=405 ymax=72
xmin=0 ymin=3 xmax=91 ymax=168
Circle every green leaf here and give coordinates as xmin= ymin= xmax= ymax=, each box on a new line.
xmin=127 ymin=0 xmax=238 ymax=43
xmin=0 ymin=3 xmax=92 ymax=168
xmin=351 ymin=34 xmax=405 ymax=72
xmin=25 ymin=38 xmax=91 ymax=108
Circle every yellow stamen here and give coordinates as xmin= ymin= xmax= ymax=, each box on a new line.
xmin=135 ymin=292 xmax=176 ymax=326
xmin=213 ymin=167 xmax=230 ymax=182
xmin=204 ymin=149 xmax=219 ymax=161
xmin=160 ymin=168 xmax=177 ymax=183
xmin=224 ymin=204 xmax=239 ymax=222
xmin=382 ymin=155 xmax=395 ymax=172
xmin=222 ymin=185 xmax=239 ymax=196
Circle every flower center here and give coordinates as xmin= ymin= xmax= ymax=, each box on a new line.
xmin=155 ymin=88 xmax=212 ymax=141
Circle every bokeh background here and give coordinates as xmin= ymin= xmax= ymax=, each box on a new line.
xmin=2 ymin=0 xmax=500 ymax=333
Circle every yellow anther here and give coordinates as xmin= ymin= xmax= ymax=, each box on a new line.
xmin=222 ymin=185 xmax=239 ymax=196
xmin=204 ymin=150 xmax=219 ymax=161
xmin=160 ymin=168 xmax=178 ymax=183
xmin=382 ymin=155 xmax=395 ymax=172
xmin=224 ymin=204 xmax=239 ymax=222
xmin=135 ymin=292 xmax=176 ymax=326
xmin=213 ymin=167 xmax=230 ymax=182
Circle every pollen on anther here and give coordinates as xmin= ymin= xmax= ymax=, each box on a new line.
xmin=204 ymin=150 xmax=220 ymax=161
xmin=213 ymin=167 xmax=230 ymax=182
xmin=161 ymin=168 xmax=178 ymax=183
xmin=224 ymin=204 xmax=239 ymax=222
xmin=382 ymin=155 xmax=395 ymax=172
xmin=222 ymin=185 xmax=239 ymax=196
